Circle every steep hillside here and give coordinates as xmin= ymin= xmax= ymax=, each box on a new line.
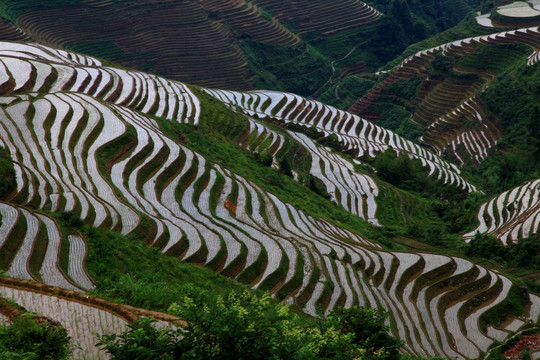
xmin=0 ymin=276 xmax=180 ymax=360
xmin=0 ymin=41 xmax=539 ymax=360
xmin=306 ymin=8 xmax=540 ymax=285
xmin=348 ymin=22 xmax=540 ymax=166
xmin=0 ymin=0 xmax=489 ymax=96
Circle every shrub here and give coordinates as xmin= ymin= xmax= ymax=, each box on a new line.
xmin=0 ymin=314 xmax=72 ymax=360
xmin=0 ymin=147 xmax=16 ymax=200
xmin=59 ymin=211 xmax=84 ymax=229
xmin=98 ymin=289 xmax=402 ymax=360
xmin=279 ymin=157 xmax=293 ymax=177
xmin=253 ymin=152 xmax=273 ymax=167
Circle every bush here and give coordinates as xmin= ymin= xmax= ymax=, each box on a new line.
xmin=465 ymin=233 xmax=505 ymax=260
xmin=253 ymin=152 xmax=273 ymax=167
xmin=0 ymin=147 xmax=16 ymax=200
xmin=279 ymin=157 xmax=293 ymax=177
xmin=0 ymin=315 xmax=72 ymax=360
xmin=328 ymin=307 xmax=403 ymax=360
xmin=98 ymin=289 xmax=402 ymax=360
xmin=59 ymin=211 xmax=84 ymax=229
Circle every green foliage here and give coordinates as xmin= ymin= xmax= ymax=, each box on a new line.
xmin=58 ymin=211 xmax=84 ymax=229
xmin=523 ymin=346 xmax=532 ymax=360
xmin=476 ymin=62 xmax=540 ymax=194
xmin=372 ymin=148 xmax=469 ymax=202
xmin=365 ymin=0 xmax=487 ymax=36
xmin=465 ymin=233 xmax=540 ymax=270
xmin=98 ymin=288 xmax=402 ymax=360
xmin=318 ymin=76 xmax=376 ymax=110
xmin=375 ymin=103 xmax=424 ymax=142
xmin=481 ymin=285 xmax=530 ymax=329
xmin=253 ymin=152 xmax=273 ymax=167
xmin=157 ymin=88 xmax=377 ymax=244
xmin=0 ymin=147 xmax=16 ymax=200
xmin=370 ymin=148 xmax=485 ymax=250
xmin=427 ymin=54 xmax=483 ymax=82
xmin=239 ymin=0 xmax=486 ymax=99
xmin=383 ymin=76 xmax=421 ymax=101
xmin=0 ymin=315 xmax=72 ymax=360
xmin=96 ymin=317 xmax=180 ymax=360
xmin=485 ymin=347 xmax=506 ymax=360
xmin=465 ymin=233 xmax=505 ymax=260
xmin=0 ymin=0 xmax=82 ymax=22
xmin=328 ymin=307 xmax=402 ymax=360
xmin=456 ymin=44 xmax=530 ymax=73
xmin=307 ymin=174 xmax=331 ymax=200
xmin=278 ymin=157 xmax=293 ymax=178
xmin=81 ymin=223 xmax=255 ymax=313
xmin=240 ymin=41 xmax=332 ymax=97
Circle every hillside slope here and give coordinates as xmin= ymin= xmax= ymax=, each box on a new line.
xmin=0 ymin=41 xmax=538 ymax=359
xmin=0 ymin=0 xmax=492 ymax=96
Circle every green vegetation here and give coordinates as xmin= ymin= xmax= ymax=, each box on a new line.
xmin=381 ymin=13 xmax=494 ymax=71
xmin=481 ymin=285 xmax=531 ymax=330
xmin=0 ymin=147 xmax=16 ymax=200
xmin=0 ymin=0 xmax=80 ymax=22
xmin=97 ymin=289 xmax=402 ymax=360
xmin=319 ymin=76 xmax=376 ymax=110
xmin=2 ymin=1 xmax=540 ymax=356
xmin=373 ymin=103 xmax=424 ymax=142
xmin=456 ymin=44 xmax=530 ymax=73
xmin=0 ymin=314 xmax=72 ymax=360
xmin=241 ymin=41 xmax=332 ymax=97
xmin=239 ymin=0 xmax=495 ymax=99
xmin=465 ymin=233 xmax=540 ymax=289
xmin=155 ymin=88 xmax=381 ymax=242
xmin=82 ymin=223 xmax=255 ymax=313
xmin=383 ymin=76 xmax=421 ymax=101
xmin=365 ymin=0 xmax=485 ymax=38
xmin=476 ymin=62 xmax=540 ymax=194
xmin=68 ymin=39 xmax=132 ymax=62
xmin=371 ymin=148 xmax=478 ymax=237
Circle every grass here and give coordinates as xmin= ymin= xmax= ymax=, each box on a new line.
xmin=382 ymin=14 xmax=495 ymax=71
xmin=276 ymin=250 xmax=305 ymax=300
xmin=81 ymin=222 xmax=263 ymax=313
xmin=456 ymin=43 xmax=530 ymax=73
xmin=480 ymin=285 xmax=531 ymax=331
xmin=153 ymin=87 xmax=393 ymax=247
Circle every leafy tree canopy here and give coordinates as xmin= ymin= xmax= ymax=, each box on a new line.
xmin=97 ymin=288 xmax=403 ymax=360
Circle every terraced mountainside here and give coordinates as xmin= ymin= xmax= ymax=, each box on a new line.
xmin=464 ymin=179 xmax=540 ymax=244
xmin=205 ymin=88 xmax=479 ymax=192
xmin=349 ymin=24 xmax=540 ymax=166
xmin=0 ymin=276 xmax=181 ymax=360
xmin=0 ymin=0 xmax=377 ymax=92
xmin=0 ymin=40 xmax=539 ymax=360
xmin=0 ymin=0 xmax=489 ymax=97
xmin=320 ymin=6 xmax=540 ymax=248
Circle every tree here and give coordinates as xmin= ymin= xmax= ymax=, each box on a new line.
xmin=465 ymin=233 xmax=505 ymax=260
xmin=0 ymin=314 xmax=72 ymax=360
xmin=96 ymin=317 xmax=180 ymax=360
xmin=329 ymin=307 xmax=403 ymax=360
xmin=98 ymin=289 xmax=402 ymax=360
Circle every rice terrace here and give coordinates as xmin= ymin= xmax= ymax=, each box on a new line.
xmin=0 ymin=1 xmax=540 ymax=359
